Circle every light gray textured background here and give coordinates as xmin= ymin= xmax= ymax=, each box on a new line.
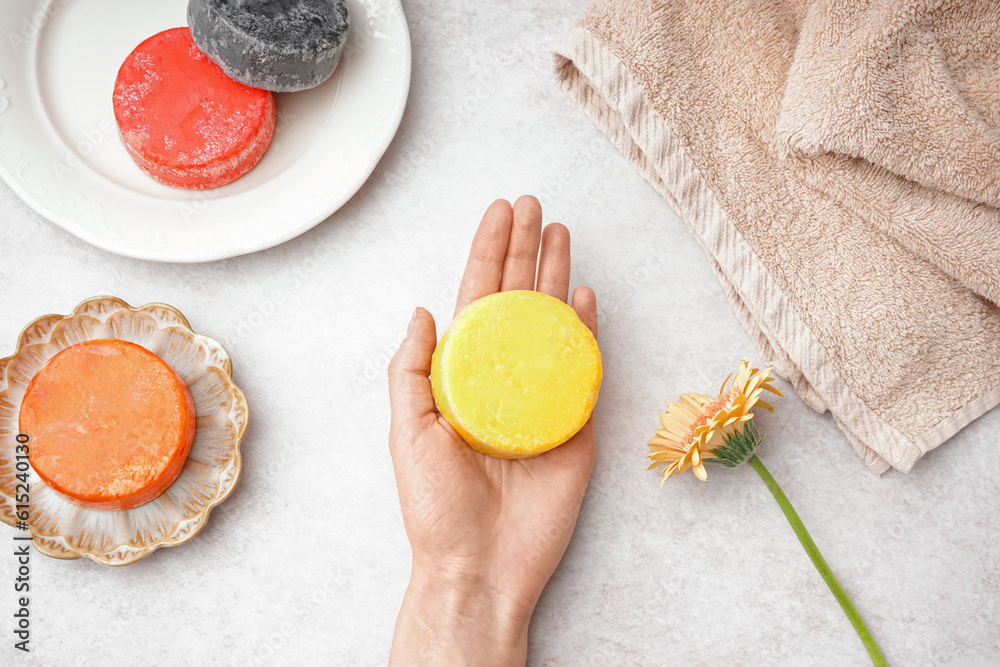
xmin=2 ymin=1 xmax=998 ymax=665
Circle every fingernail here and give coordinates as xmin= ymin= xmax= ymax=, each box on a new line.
xmin=407 ymin=308 xmax=418 ymax=334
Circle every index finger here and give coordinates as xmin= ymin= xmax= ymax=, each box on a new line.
xmin=454 ymin=199 xmax=513 ymax=317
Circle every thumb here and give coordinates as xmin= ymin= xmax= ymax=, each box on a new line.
xmin=388 ymin=308 xmax=439 ymax=429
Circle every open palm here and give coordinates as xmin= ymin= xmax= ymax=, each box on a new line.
xmin=388 ymin=196 xmax=599 ymax=640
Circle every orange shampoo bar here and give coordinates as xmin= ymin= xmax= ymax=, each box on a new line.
xmin=19 ymin=339 xmax=196 ymax=510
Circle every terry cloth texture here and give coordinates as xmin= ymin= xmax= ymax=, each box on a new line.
xmin=554 ymin=0 xmax=1000 ymax=473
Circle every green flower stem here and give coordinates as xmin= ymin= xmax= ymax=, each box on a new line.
xmin=747 ymin=454 xmax=886 ymax=667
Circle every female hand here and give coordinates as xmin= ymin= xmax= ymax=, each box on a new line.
xmin=387 ymin=196 xmax=599 ymax=666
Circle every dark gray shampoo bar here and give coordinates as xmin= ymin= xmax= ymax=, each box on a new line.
xmin=188 ymin=0 xmax=350 ymax=92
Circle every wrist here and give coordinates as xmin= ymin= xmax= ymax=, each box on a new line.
xmin=390 ymin=559 xmax=534 ymax=667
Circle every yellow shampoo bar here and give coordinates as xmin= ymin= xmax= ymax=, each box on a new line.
xmin=431 ymin=290 xmax=602 ymax=458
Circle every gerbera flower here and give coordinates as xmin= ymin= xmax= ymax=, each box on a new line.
xmin=647 ymin=358 xmax=782 ymax=483
xmin=643 ymin=358 xmax=885 ymax=664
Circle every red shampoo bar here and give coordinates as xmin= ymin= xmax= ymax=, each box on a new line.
xmin=113 ymin=27 xmax=276 ymax=189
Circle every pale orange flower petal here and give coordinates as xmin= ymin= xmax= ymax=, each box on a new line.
xmin=647 ymin=359 xmax=779 ymax=484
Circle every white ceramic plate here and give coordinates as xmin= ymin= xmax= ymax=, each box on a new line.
xmin=0 ymin=0 xmax=410 ymax=262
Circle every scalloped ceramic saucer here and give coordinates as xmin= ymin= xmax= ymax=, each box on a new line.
xmin=0 ymin=297 xmax=249 ymax=566
xmin=0 ymin=0 xmax=410 ymax=262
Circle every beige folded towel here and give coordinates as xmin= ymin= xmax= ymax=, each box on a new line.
xmin=554 ymin=0 xmax=1000 ymax=473
xmin=776 ymin=0 xmax=1000 ymax=304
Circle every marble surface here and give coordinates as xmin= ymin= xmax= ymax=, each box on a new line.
xmin=1 ymin=1 xmax=998 ymax=665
